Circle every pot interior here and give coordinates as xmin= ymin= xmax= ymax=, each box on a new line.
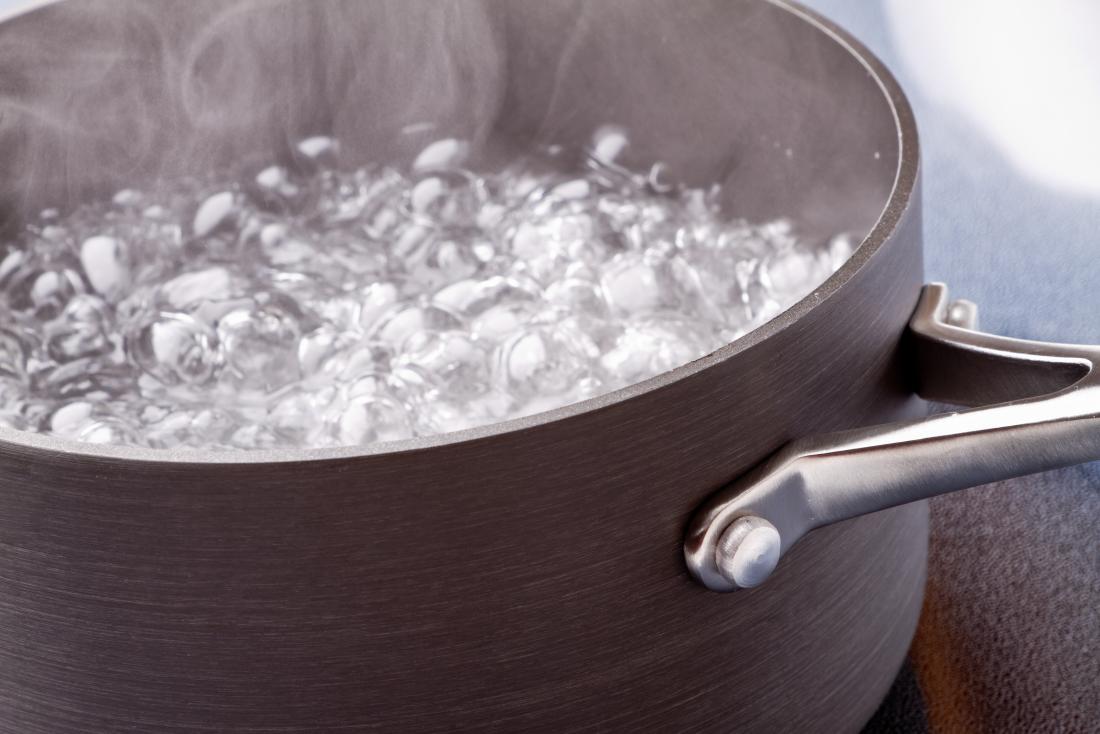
xmin=0 ymin=0 xmax=901 ymax=243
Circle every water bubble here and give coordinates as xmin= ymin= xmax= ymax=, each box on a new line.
xmin=130 ymin=312 xmax=219 ymax=387
xmin=600 ymin=247 xmax=718 ymax=321
xmin=9 ymin=265 xmax=86 ymax=318
xmin=600 ymin=316 xmax=717 ymax=385
xmin=393 ymin=225 xmax=482 ymax=292
xmin=316 ymin=167 xmax=407 ymax=232
xmin=406 ymin=397 xmax=477 ymax=436
xmin=217 ymin=299 xmax=302 ymax=392
xmin=294 ymin=136 xmax=341 ymax=172
xmin=476 ymin=202 xmax=508 ymax=232
xmin=248 ymin=165 xmax=311 ymax=214
xmin=0 ymin=326 xmax=31 ymax=381
xmin=112 ymin=189 xmax=144 ymax=208
xmin=300 ymin=327 xmax=391 ymax=383
xmin=469 ymin=301 xmax=543 ymax=343
xmin=544 ymin=269 xmax=607 ymax=317
xmin=396 ymin=330 xmax=489 ymax=400
xmin=431 ymin=279 xmax=482 ymax=315
xmin=143 ymin=406 xmax=223 ymax=449
xmin=0 ymin=378 xmax=30 ymax=430
xmin=141 ymin=407 xmax=195 ymax=448
xmin=432 ymin=274 xmax=539 ymax=319
xmin=574 ymin=375 xmax=606 ymax=401
xmin=509 ymin=210 xmax=615 ymax=285
xmin=827 ymin=233 xmax=855 ymax=270
xmin=47 ymin=400 xmax=140 ymax=446
xmin=413 ymin=138 xmax=470 ymax=172
xmin=556 ymin=311 xmax=617 ymax=355
xmin=358 ymin=282 xmax=401 ymax=333
xmin=304 ymin=296 xmax=357 ymax=336
xmin=45 ymin=294 xmax=114 ymax=362
xmin=341 ymin=341 xmax=397 ymax=381
xmin=268 ymin=269 xmax=328 ymax=302
xmin=336 ymin=392 xmax=413 ymax=446
xmin=589 ymin=125 xmax=630 ymax=167
xmin=192 ymin=191 xmax=239 ymax=239
xmin=585 ymin=126 xmax=640 ymax=190
xmin=317 ymin=228 xmax=389 ymax=285
xmin=36 ymin=356 xmax=134 ymax=400
xmin=550 ymin=179 xmax=592 ymax=200
xmin=390 ymin=365 xmax=492 ymax=436
xmin=113 ymin=285 xmax=158 ymax=333
xmin=159 ymin=267 xmax=240 ymax=312
xmin=80 ymin=235 xmax=131 ymax=302
xmin=227 ymin=423 xmax=282 ymax=450
xmin=25 ymin=223 xmax=73 ymax=257
xmin=369 ymin=302 xmax=462 ymax=350
xmin=492 ymin=323 xmax=594 ymax=400
xmin=48 ymin=400 xmax=94 ymax=436
xmin=257 ymin=223 xmax=313 ymax=268
xmin=647 ymin=163 xmax=675 ymax=194
xmin=761 ymin=244 xmax=832 ymax=303
xmin=267 ymin=389 xmax=333 ymax=445
xmin=0 ymin=249 xmax=27 ymax=285
xmin=298 ymin=326 xmax=350 ymax=376
xmin=77 ymin=417 xmax=142 ymax=446
xmin=408 ymin=170 xmax=484 ymax=227
xmin=498 ymin=170 xmax=547 ymax=201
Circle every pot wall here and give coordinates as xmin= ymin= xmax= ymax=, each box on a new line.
xmin=0 ymin=188 xmax=926 ymax=733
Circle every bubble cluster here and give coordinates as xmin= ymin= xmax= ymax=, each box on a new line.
xmin=0 ymin=132 xmax=853 ymax=450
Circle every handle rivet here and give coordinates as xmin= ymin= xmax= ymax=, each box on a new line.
xmin=715 ymin=516 xmax=781 ymax=589
xmin=945 ymin=299 xmax=979 ymax=330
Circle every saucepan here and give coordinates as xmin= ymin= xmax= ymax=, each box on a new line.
xmin=0 ymin=0 xmax=1095 ymax=731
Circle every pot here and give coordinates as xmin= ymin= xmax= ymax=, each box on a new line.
xmin=0 ymin=1 xmax=1094 ymax=732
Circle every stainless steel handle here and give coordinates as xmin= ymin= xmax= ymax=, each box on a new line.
xmin=685 ymin=283 xmax=1100 ymax=592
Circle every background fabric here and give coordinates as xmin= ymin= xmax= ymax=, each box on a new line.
xmin=797 ymin=2 xmax=1100 ymax=731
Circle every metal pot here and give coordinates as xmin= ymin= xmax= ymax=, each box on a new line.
xmin=0 ymin=1 xmax=1094 ymax=731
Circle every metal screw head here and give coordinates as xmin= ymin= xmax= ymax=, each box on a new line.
xmin=945 ymin=299 xmax=979 ymax=331
xmin=715 ymin=516 xmax=781 ymax=589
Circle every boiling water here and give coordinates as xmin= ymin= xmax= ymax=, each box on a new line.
xmin=0 ymin=132 xmax=852 ymax=450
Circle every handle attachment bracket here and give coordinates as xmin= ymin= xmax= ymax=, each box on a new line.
xmin=685 ymin=283 xmax=1100 ymax=592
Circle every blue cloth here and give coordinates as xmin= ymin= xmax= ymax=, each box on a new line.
xmin=803 ymin=3 xmax=1100 ymax=731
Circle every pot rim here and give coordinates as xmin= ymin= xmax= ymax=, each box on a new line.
xmin=0 ymin=0 xmax=919 ymax=466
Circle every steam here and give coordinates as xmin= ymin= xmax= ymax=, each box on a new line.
xmin=0 ymin=0 xmax=506 ymax=222
xmin=0 ymin=0 xmax=892 ymax=242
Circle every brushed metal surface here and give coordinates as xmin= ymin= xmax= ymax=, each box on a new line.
xmin=0 ymin=1 xmax=927 ymax=731
xmin=689 ymin=283 xmax=1100 ymax=591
